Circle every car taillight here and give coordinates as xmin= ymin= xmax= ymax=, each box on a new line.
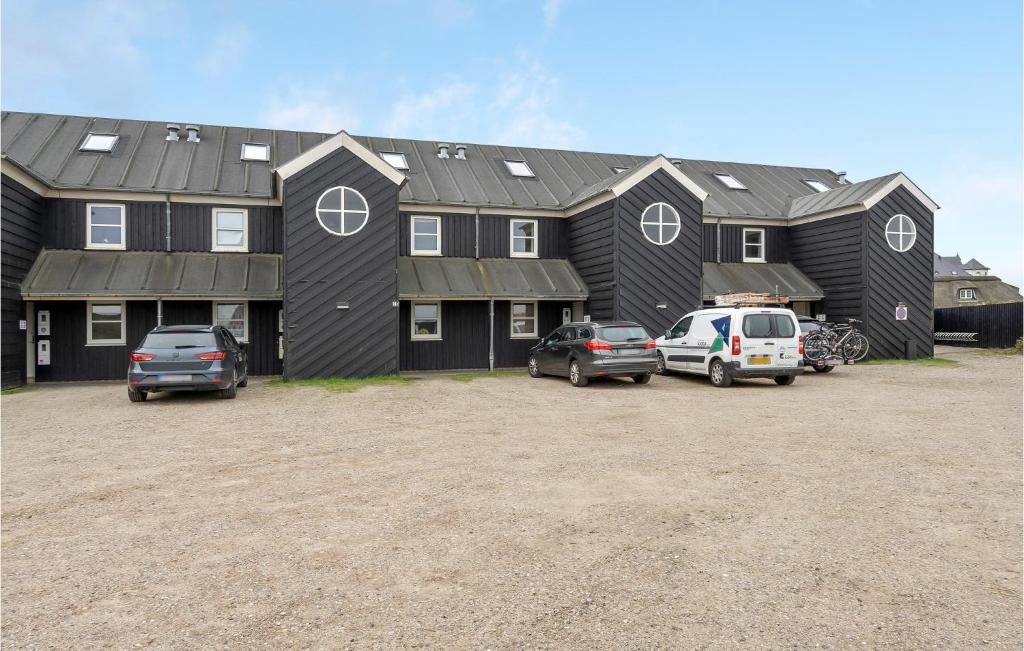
xmin=129 ymin=353 xmax=155 ymax=362
xmin=196 ymin=351 xmax=226 ymax=360
xmin=731 ymin=335 xmax=741 ymax=356
xmin=644 ymin=340 xmax=656 ymax=349
xmin=798 ymin=335 xmax=804 ymax=355
xmin=584 ymin=339 xmax=613 ymax=351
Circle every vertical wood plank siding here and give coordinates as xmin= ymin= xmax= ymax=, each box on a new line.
xmin=283 ymin=147 xmax=400 ymax=379
xmin=714 ymin=224 xmax=788 ymax=263
xmin=44 ymin=199 xmax=283 ymax=253
xmin=702 ymin=224 xmax=717 ymax=262
xmin=398 ymin=212 xmax=476 ymax=257
xmin=567 ymin=201 xmax=616 ymax=320
xmin=493 ymin=301 xmax=568 ymax=368
xmin=934 ymin=303 xmax=1023 ymax=349
xmin=615 ymin=169 xmax=704 ymax=334
xmin=1 ymin=176 xmax=45 ymax=387
xmin=865 ymin=186 xmax=935 ymax=358
xmin=478 ymin=216 xmax=567 ymax=258
xmin=788 ymin=213 xmax=865 ymax=324
xmin=398 ymin=301 xmax=490 ymax=370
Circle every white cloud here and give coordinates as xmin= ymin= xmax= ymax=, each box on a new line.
xmin=490 ymin=60 xmax=585 ymax=148
xmin=385 ymin=81 xmax=475 ymax=136
xmin=542 ymin=0 xmax=566 ymax=30
xmin=199 ymin=27 xmax=251 ymax=78
xmin=260 ymin=86 xmax=361 ymax=133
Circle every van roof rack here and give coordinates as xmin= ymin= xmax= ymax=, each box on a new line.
xmin=714 ymin=292 xmax=791 ymax=307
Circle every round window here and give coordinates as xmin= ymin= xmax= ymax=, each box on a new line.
xmin=640 ymin=202 xmax=681 ymax=245
xmin=885 ymin=214 xmax=916 ymax=252
xmin=315 ymin=186 xmax=369 ymax=236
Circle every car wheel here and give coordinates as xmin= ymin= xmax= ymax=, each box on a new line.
xmin=128 ymin=387 xmax=147 ymax=403
xmin=656 ymin=351 xmax=669 ymax=375
xmin=569 ymin=360 xmax=589 ymax=387
xmin=528 ymin=355 xmax=543 ymax=378
xmin=812 ymin=364 xmax=834 ymax=374
xmin=219 ymin=371 xmax=238 ymax=399
xmin=708 ymin=359 xmax=732 ymax=388
xmin=633 ymin=373 xmax=652 ymax=385
xmin=237 ymin=366 xmax=249 ymax=387
xmin=774 ymin=375 xmax=796 ymax=386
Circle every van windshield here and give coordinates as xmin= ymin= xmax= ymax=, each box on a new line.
xmin=598 ymin=326 xmax=649 ymax=342
xmin=142 ymin=332 xmax=217 ymax=349
xmin=742 ymin=314 xmax=796 ymax=338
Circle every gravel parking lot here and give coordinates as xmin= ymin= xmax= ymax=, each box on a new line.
xmin=2 ymin=347 xmax=1021 ymax=649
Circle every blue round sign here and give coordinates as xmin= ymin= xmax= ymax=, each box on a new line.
xmin=895 ymin=305 xmax=908 ymax=321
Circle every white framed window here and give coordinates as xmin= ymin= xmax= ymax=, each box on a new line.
xmin=380 ymin=152 xmax=409 ymax=170
xmin=86 ymin=301 xmax=126 ymax=345
xmin=316 ymin=186 xmax=370 ymax=236
xmin=212 ymin=208 xmax=248 ymax=252
xmin=213 ymin=302 xmax=248 ymax=342
xmin=714 ymin=173 xmax=747 ymax=190
xmin=958 ymin=288 xmax=977 ymax=301
xmin=86 ymin=203 xmax=126 ymax=250
xmin=504 ymin=160 xmax=535 ymax=177
xmin=80 ymin=133 xmax=119 ymax=152
xmin=640 ymin=202 xmax=681 ymax=246
xmin=742 ymin=228 xmax=765 ymax=262
xmin=240 ymin=143 xmax=270 ymax=162
xmin=885 ymin=214 xmax=917 ymax=252
xmin=410 ymin=215 xmax=441 ymax=256
xmin=411 ymin=302 xmax=441 ymax=340
xmin=803 ymin=179 xmax=830 ymax=193
xmin=511 ymin=302 xmax=538 ymax=338
xmin=510 ymin=219 xmax=538 ymax=257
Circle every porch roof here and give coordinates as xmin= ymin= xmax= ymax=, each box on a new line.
xmin=398 ymin=256 xmax=588 ymax=300
xmin=702 ymin=262 xmax=825 ymax=302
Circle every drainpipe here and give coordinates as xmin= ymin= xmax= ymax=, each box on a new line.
xmin=474 ymin=207 xmax=480 ymax=259
xmin=25 ymin=302 xmax=35 ymax=383
xmin=156 ymin=298 xmax=163 ymax=326
xmin=488 ymin=299 xmax=495 ymax=371
xmin=164 ymin=194 xmax=172 ymax=252
xmin=715 ymin=217 xmax=722 ymax=263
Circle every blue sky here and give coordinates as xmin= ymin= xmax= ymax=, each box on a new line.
xmin=3 ymin=0 xmax=1021 ymax=284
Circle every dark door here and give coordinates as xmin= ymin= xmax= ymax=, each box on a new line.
xmin=549 ymin=326 xmax=576 ymax=374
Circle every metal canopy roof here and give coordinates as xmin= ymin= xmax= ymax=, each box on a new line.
xmin=2 ymin=111 xmax=850 ymax=218
xmin=21 ymin=250 xmax=282 ymax=299
xmin=399 ymin=257 xmax=588 ymax=300
xmin=702 ymin=262 xmax=825 ymax=301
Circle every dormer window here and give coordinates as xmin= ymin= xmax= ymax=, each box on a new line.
xmin=80 ymin=133 xmax=119 ymax=152
xmin=714 ymin=173 xmax=746 ymax=190
xmin=958 ymin=288 xmax=977 ymax=301
xmin=240 ymin=143 xmax=270 ymax=162
xmin=380 ymin=152 xmax=409 ymax=170
xmin=803 ymin=180 xmax=830 ymax=193
xmin=504 ymin=160 xmax=534 ymax=177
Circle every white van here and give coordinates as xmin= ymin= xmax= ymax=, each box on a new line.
xmin=655 ymin=307 xmax=803 ymax=387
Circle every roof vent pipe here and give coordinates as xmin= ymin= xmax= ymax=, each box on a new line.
xmin=165 ymin=124 xmax=180 ymax=141
xmin=437 ymin=143 xmax=450 ymax=159
xmin=836 ymin=171 xmax=847 ymax=184
xmin=185 ymin=124 xmax=200 ymax=143
xmin=670 ymin=158 xmax=683 ymax=166
xmin=455 ymin=144 xmax=467 ymax=160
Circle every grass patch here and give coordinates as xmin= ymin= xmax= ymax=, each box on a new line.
xmin=447 ymin=370 xmax=525 ymax=383
xmin=268 ymin=375 xmax=413 ymax=393
xmin=1 ymin=385 xmax=30 ymax=395
xmin=978 ymin=345 xmax=1023 ymax=356
xmin=858 ymin=357 xmax=959 ymax=367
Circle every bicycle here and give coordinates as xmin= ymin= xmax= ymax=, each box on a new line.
xmin=804 ymin=318 xmax=870 ymax=363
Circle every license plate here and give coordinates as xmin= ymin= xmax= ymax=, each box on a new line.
xmin=158 ymin=374 xmax=192 ymax=383
xmin=620 ymin=348 xmax=644 ymax=356
xmin=748 ymin=356 xmax=771 ymax=365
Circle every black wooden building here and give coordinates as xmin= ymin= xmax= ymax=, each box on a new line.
xmin=0 ymin=111 xmax=940 ymax=386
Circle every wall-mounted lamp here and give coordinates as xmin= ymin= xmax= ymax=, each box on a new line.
xmin=656 ymin=303 xmax=668 ymax=310
xmin=336 ymin=302 xmax=350 ymax=310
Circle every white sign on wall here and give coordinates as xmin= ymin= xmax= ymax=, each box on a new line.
xmin=895 ymin=304 xmax=908 ymax=321
xmin=37 ymin=310 xmax=51 ymax=336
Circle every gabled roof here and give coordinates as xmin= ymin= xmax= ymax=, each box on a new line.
xmin=787 ymin=172 xmax=939 ymax=220
xmin=2 ymin=111 xmax=854 ymax=218
xmin=933 ymin=253 xmax=967 ymax=277
xmin=963 ymin=257 xmax=989 ymax=270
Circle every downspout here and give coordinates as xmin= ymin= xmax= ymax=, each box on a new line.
xmin=488 ymin=299 xmax=495 ymax=371
xmin=164 ymin=194 xmax=172 ymax=252
xmin=474 ymin=207 xmax=480 ymax=259
xmin=25 ymin=302 xmax=35 ymax=383
xmin=715 ymin=217 xmax=722 ymax=263
xmin=156 ymin=298 xmax=163 ymax=326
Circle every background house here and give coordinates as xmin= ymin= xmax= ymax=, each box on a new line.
xmin=933 ymin=253 xmax=1022 ymax=309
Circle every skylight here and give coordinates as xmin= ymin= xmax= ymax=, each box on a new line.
xmin=613 ymin=167 xmax=630 ymax=174
xmin=504 ymin=160 xmax=534 ymax=177
xmin=379 ymin=152 xmax=409 ymax=170
xmin=80 ymin=133 xmax=119 ymax=152
xmin=804 ymin=179 xmax=830 ymax=193
xmin=713 ymin=173 xmax=746 ymax=190
xmin=240 ymin=143 xmax=270 ymax=162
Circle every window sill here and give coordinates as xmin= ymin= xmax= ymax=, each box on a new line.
xmin=86 ymin=341 xmax=126 ymax=347
xmin=411 ymin=337 xmax=442 ymax=342
xmin=510 ymin=334 xmax=538 ymax=339
xmin=212 ymin=247 xmax=249 ymax=253
xmin=410 ymin=251 xmax=442 ymax=257
xmin=510 ymin=253 xmax=539 ymax=259
xmin=86 ymin=245 xmax=126 ymax=251
xmin=742 ymin=259 xmax=766 ymax=264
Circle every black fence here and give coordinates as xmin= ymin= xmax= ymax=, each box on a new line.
xmin=934 ymin=302 xmax=1023 ymax=348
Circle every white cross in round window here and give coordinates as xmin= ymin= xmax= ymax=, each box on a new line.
xmin=640 ymin=202 xmax=681 ymax=246
xmin=315 ymin=186 xmax=369 ymax=236
xmin=885 ymin=214 xmax=916 ymax=252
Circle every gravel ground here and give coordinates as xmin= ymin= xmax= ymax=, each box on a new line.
xmin=2 ymin=347 xmax=1021 ymax=649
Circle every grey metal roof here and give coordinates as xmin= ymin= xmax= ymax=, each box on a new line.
xmin=702 ymin=262 xmax=824 ymax=301
xmin=786 ymin=173 xmax=901 ymax=219
xmin=2 ymin=111 xmax=847 ymax=217
xmin=21 ymin=250 xmax=282 ymax=298
xmin=934 ymin=253 xmax=967 ymax=277
xmin=399 ymin=256 xmax=588 ymax=300
xmin=962 ymin=257 xmax=989 ymax=270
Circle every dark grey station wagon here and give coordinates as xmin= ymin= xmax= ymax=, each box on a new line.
xmin=528 ymin=321 xmax=658 ymax=387
xmin=128 ymin=325 xmax=248 ymax=402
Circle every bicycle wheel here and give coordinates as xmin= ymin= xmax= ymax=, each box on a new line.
xmin=803 ymin=333 xmax=828 ymax=361
xmin=843 ymin=333 xmax=870 ymax=361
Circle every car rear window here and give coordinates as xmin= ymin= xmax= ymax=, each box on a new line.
xmin=742 ymin=314 xmax=796 ymax=338
xmin=142 ymin=332 xmax=217 ymax=348
xmin=598 ymin=326 xmax=649 ymax=342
